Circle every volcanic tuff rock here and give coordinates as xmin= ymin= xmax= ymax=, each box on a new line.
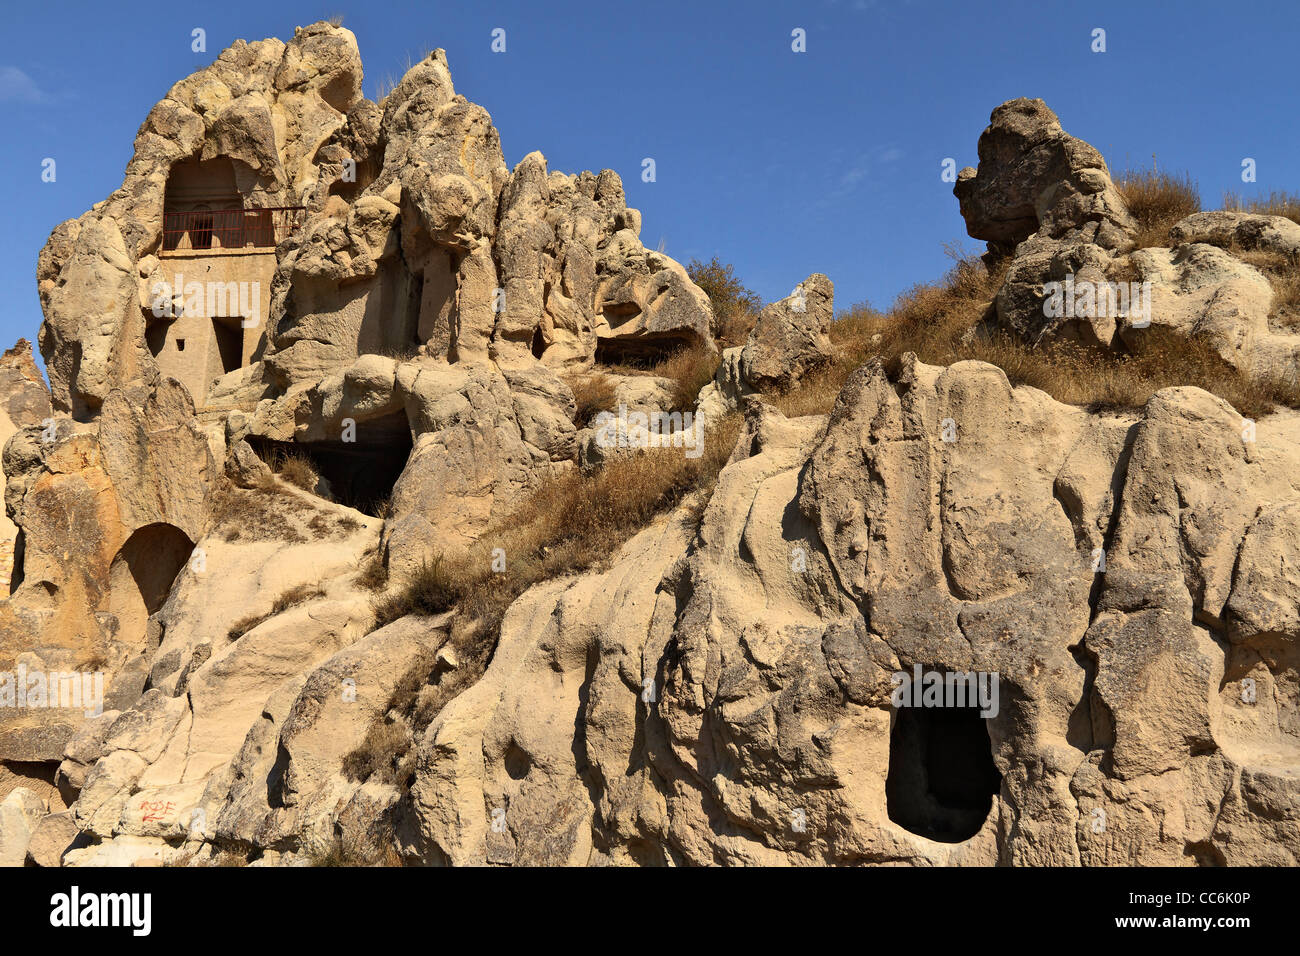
xmin=958 ymin=99 xmax=1300 ymax=382
xmin=1 ymin=28 xmax=1298 ymax=867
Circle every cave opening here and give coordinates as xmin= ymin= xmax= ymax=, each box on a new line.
xmin=886 ymin=702 xmax=1001 ymax=843
xmin=594 ymin=332 xmax=699 ymax=368
xmin=249 ymin=415 xmax=412 ymax=516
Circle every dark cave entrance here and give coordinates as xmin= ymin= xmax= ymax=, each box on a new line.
xmin=249 ymin=414 xmax=412 ymax=516
xmin=886 ymin=702 xmax=1001 ymax=843
xmin=593 ymin=331 xmax=699 ymax=367
xmin=213 ymin=318 xmax=243 ymax=374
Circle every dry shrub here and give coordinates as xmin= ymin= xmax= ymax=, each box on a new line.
xmin=1222 ymin=190 xmax=1300 ymax=226
xmin=1236 ymin=249 xmax=1300 ymax=329
xmin=308 ymin=832 xmax=401 ymax=867
xmin=372 ymin=556 xmax=469 ymax=625
xmin=1116 ymin=168 xmax=1200 ymax=249
xmin=341 ymin=719 xmax=411 ymax=785
xmin=355 ymin=551 xmax=390 ymax=591
xmin=687 ymin=256 xmax=762 ymax=346
xmin=565 ymin=371 xmax=620 ymax=426
xmin=715 ymin=308 xmax=759 ymax=348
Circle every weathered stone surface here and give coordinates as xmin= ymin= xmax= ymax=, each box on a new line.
xmin=1170 ymin=210 xmax=1300 ymax=258
xmin=401 ymin=360 xmax=1300 ymax=865
xmin=0 ymin=786 xmax=46 ymax=866
xmin=25 ymin=809 xmax=80 ymax=866
xmin=39 ymin=24 xmax=366 ymax=416
xmin=8 ymin=32 xmax=1300 ymax=870
xmin=960 ymin=101 xmax=1300 ymax=379
xmin=1121 ymin=242 xmax=1296 ymax=377
xmin=0 ymin=340 xmax=53 ymax=592
xmin=739 ymin=274 xmax=834 ymax=391
xmin=954 ymin=97 xmax=1135 ymax=254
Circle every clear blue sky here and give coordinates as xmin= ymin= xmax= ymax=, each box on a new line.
xmin=3 ymin=0 xmax=1299 ymax=374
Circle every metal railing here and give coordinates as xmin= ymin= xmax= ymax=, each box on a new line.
xmin=161 ymin=206 xmax=306 ymax=252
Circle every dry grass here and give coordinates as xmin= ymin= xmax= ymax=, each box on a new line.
xmin=308 ymin=833 xmax=403 ymax=867
xmin=565 ymin=371 xmax=620 ymax=426
xmin=375 ymin=342 xmax=422 ymax=361
xmin=1237 ymin=249 xmax=1300 ymax=329
xmin=372 ymin=415 xmax=739 ymax=633
xmin=355 ymin=551 xmax=390 ymax=591
xmin=227 ymin=582 xmax=325 ymax=640
xmin=342 ymin=719 xmax=412 ymax=785
xmin=652 ymin=342 xmax=721 ymax=412
xmin=165 ymin=847 xmax=250 ymax=868
xmin=271 ymin=451 xmax=320 ymax=493
xmin=1222 ymin=190 xmax=1300 ymax=225
xmin=1116 ymin=168 xmax=1201 ymax=249
xmin=208 ymin=482 xmax=308 ymax=545
xmin=373 ymin=556 xmax=467 ymax=622
xmin=772 ymin=250 xmax=1298 ymax=421
xmin=343 ymin=646 xmax=443 ymax=788
xmin=597 ymin=341 xmax=722 ymax=413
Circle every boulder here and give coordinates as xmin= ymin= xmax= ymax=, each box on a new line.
xmin=0 ymin=787 xmax=46 ymax=866
xmin=954 ymin=97 xmax=1135 ymax=256
xmin=739 ymin=274 xmax=835 ymax=390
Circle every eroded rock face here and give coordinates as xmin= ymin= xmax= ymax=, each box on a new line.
xmin=0 ymin=378 xmax=212 ymax=764
xmin=739 ymin=274 xmax=834 ymax=391
xmin=0 ymin=341 xmax=52 ymax=592
xmin=697 ymin=274 xmax=835 ymax=421
xmin=406 ymin=363 xmax=1300 ymax=866
xmin=39 ymin=24 xmax=367 ymax=418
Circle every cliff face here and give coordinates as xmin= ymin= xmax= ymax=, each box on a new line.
xmin=0 ymin=25 xmax=1297 ymax=867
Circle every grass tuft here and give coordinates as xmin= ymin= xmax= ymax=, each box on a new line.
xmin=1116 ymin=167 xmax=1201 ymax=249
xmin=227 ymin=582 xmax=325 ymax=640
xmin=1222 ymin=190 xmax=1300 ymax=226
xmin=565 ymin=371 xmax=620 ymax=427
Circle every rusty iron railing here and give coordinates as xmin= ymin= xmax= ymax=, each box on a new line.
xmin=161 ymin=206 xmax=306 ymax=252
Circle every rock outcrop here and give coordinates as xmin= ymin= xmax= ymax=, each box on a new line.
xmin=957 ymin=99 xmax=1300 ymax=383
xmin=408 ymin=364 xmax=1300 ymax=865
xmin=954 ymin=97 xmax=1136 ymax=257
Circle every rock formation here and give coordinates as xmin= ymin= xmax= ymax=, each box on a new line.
xmin=0 ymin=30 xmax=1296 ymax=867
xmin=957 ymin=99 xmax=1300 ymax=386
